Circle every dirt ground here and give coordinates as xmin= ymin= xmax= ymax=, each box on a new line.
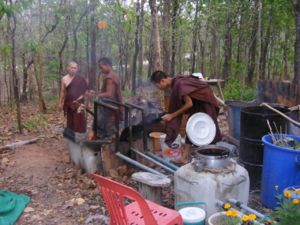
xmin=0 ymin=99 xmax=273 ymax=225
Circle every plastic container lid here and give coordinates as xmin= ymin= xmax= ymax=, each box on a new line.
xmin=149 ymin=132 xmax=165 ymax=139
xmin=178 ymin=207 xmax=206 ymax=223
xmin=186 ymin=112 xmax=216 ymax=146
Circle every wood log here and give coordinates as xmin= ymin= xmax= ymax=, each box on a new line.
xmin=0 ymin=138 xmax=39 ymax=153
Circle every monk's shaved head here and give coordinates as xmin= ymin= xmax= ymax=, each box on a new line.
xmin=68 ymin=62 xmax=78 ymax=67
xmin=151 ymin=71 xmax=168 ymax=84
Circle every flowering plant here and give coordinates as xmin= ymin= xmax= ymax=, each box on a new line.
xmin=274 ymin=186 xmax=300 ymax=225
xmin=220 ymin=203 xmax=261 ymax=225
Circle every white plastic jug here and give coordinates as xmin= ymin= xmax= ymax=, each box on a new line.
xmin=159 ymin=134 xmax=181 ymax=162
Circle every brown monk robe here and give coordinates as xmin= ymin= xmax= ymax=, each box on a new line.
xmin=101 ymin=72 xmax=124 ymax=121
xmin=63 ymin=74 xmax=88 ymax=133
xmin=87 ymin=57 xmax=124 ymax=139
xmin=94 ymin=72 xmax=124 ymax=136
xmin=165 ymin=75 xmax=222 ymax=146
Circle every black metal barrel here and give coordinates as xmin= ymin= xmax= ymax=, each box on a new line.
xmin=239 ymin=106 xmax=291 ymax=190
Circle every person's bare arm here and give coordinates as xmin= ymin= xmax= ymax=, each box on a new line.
xmin=58 ymin=79 xmax=66 ymax=111
xmin=98 ymin=79 xmax=115 ymax=99
xmin=161 ymin=95 xmax=193 ymax=122
xmin=84 ymin=89 xmax=90 ymax=109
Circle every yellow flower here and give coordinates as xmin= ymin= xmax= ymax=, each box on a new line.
xmin=242 ymin=215 xmax=249 ymax=221
xmin=248 ymin=214 xmax=257 ymax=220
xmin=284 ymin=190 xmax=291 ymax=198
xmin=226 ymin=210 xmax=233 ymax=216
xmin=275 ymin=185 xmax=279 ymax=190
xmin=293 ymin=199 xmax=299 ymax=204
xmin=224 ymin=203 xmax=231 ymax=209
xmin=231 ymin=210 xmax=239 ymax=217
xmin=295 ymin=190 xmax=300 ymax=194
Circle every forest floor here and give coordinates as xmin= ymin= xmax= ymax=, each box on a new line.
xmin=0 ymin=91 xmax=274 ymax=225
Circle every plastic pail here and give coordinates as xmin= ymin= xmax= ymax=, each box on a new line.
xmin=239 ymin=106 xmax=290 ymax=190
xmin=159 ymin=134 xmax=181 ymax=162
xmin=176 ymin=202 xmax=206 ymax=225
xmin=283 ymin=186 xmax=300 ymax=200
xmin=260 ymin=134 xmax=300 ymax=209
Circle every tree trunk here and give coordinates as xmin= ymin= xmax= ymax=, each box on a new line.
xmin=170 ymin=0 xmax=178 ymax=77
xmin=257 ymin=0 xmax=261 ymax=81
xmin=73 ymin=5 xmax=90 ymax=62
xmin=247 ymin=0 xmax=259 ymax=85
xmin=148 ymin=0 xmax=161 ymax=76
xmin=132 ymin=2 xmax=140 ymax=95
xmin=261 ymin=5 xmax=273 ymax=80
xmin=58 ymin=15 xmax=71 ymax=84
xmin=293 ymin=0 xmax=300 ymax=85
xmin=162 ymin=0 xmax=170 ymax=74
xmin=137 ymin=0 xmax=145 ymax=86
xmin=10 ymin=15 xmax=23 ymax=133
xmin=90 ymin=0 xmax=97 ymax=91
xmin=191 ymin=1 xmax=199 ymax=74
xmin=36 ymin=0 xmax=47 ymax=114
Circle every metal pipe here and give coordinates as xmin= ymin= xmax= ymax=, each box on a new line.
xmin=227 ymin=198 xmax=272 ymax=222
xmin=130 ymin=148 xmax=175 ymax=174
xmin=115 ymin=152 xmax=168 ymax=177
xmin=146 ymin=151 xmax=179 ymax=171
xmin=216 ymin=200 xmax=262 ymax=224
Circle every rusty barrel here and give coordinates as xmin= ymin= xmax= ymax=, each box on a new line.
xmin=239 ymin=106 xmax=291 ymax=190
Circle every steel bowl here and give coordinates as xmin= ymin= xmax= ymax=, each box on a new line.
xmin=195 ymin=145 xmax=230 ymax=169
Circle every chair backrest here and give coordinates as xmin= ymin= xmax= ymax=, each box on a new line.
xmin=91 ymin=174 xmax=157 ymax=225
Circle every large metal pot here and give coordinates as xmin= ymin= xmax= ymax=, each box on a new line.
xmin=195 ymin=145 xmax=230 ymax=169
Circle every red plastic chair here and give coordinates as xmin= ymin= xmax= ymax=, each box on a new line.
xmin=91 ymin=173 xmax=183 ymax=225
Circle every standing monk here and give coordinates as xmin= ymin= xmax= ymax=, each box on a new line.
xmin=87 ymin=57 xmax=123 ymax=138
xmin=151 ymin=71 xmax=222 ymax=164
xmin=58 ymin=62 xmax=89 ymax=133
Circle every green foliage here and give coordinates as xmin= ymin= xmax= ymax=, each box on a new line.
xmin=47 ymin=104 xmax=57 ymax=111
xmin=274 ymin=189 xmax=300 ymax=225
xmin=223 ymin=77 xmax=256 ymax=101
xmin=22 ymin=114 xmax=49 ymax=130
xmin=0 ymin=0 xmax=32 ymax=18
xmin=121 ymin=89 xmax=134 ymax=97
xmin=5 ymin=107 xmax=12 ymax=113
xmin=44 ymin=93 xmax=58 ymax=102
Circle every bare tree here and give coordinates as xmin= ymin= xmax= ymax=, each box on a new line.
xmin=162 ymin=0 xmax=170 ymax=74
xmin=293 ymin=0 xmax=300 ymax=85
xmin=148 ymin=0 xmax=161 ymax=77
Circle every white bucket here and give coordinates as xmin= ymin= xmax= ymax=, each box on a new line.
xmin=159 ymin=134 xmax=181 ymax=162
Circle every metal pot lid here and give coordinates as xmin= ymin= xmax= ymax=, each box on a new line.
xmin=186 ymin=113 xmax=216 ymax=146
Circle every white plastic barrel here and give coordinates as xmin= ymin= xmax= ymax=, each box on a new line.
xmin=159 ymin=134 xmax=181 ymax=162
xmin=174 ymin=163 xmax=249 ymax=219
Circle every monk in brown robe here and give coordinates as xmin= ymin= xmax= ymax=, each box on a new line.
xmin=87 ymin=57 xmax=123 ymax=138
xmin=58 ymin=62 xmax=88 ymax=133
xmin=151 ymin=71 xmax=222 ymax=164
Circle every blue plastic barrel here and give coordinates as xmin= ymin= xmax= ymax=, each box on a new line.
xmin=260 ymin=134 xmax=300 ymax=209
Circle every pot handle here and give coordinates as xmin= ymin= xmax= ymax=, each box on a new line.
xmin=295 ymin=155 xmax=300 ymax=166
xmin=222 ymin=175 xmax=247 ymax=186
